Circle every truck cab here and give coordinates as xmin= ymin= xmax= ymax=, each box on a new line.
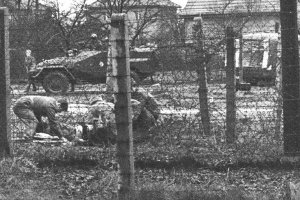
xmin=235 ymin=32 xmax=279 ymax=86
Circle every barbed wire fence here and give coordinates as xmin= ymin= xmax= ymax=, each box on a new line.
xmin=0 ymin=1 xmax=298 ymax=164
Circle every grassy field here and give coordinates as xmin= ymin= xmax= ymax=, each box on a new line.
xmin=3 ymin=75 xmax=292 ymax=199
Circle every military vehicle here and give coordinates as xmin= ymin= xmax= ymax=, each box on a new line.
xmin=235 ymin=32 xmax=279 ymax=86
xmin=208 ymin=32 xmax=280 ymax=88
xmin=32 ymin=47 xmax=159 ymax=94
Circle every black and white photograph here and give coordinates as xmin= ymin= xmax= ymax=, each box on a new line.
xmin=0 ymin=0 xmax=300 ymax=199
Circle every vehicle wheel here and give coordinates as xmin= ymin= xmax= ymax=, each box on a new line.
xmin=131 ymin=71 xmax=141 ymax=86
xmin=42 ymin=71 xmax=69 ymax=94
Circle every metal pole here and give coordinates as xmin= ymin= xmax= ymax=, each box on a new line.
xmin=225 ymin=27 xmax=236 ymax=144
xmin=111 ymin=13 xmax=135 ymax=200
xmin=0 ymin=8 xmax=11 ymax=159
xmin=280 ymin=0 xmax=300 ymax=155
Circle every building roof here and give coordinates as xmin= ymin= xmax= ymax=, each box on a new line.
xmin=149 ymin=0 xmax=180 ymax=7
xmin=180 ymin=0 xmax=280 ymax=17
xmin=90 ymin=0 xmax=181 ymax=9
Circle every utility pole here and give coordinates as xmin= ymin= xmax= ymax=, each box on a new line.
xmin=280 ymin=0 xmax=300 ymax=155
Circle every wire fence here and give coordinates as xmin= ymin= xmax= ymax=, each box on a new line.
xmin=1 ymin=1 xmax=293 ymax=159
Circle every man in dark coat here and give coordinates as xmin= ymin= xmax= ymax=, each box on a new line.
xmin=24 ymin=49 xmax=37 ymax=92
xmin=13 ymin=96 xmax=68 ymax=140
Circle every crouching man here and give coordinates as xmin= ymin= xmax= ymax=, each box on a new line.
xmin=86 ymin=95 xmax=116 ymax=146
xmin=13 ymin=96 xmax=68 ymax=140
xmin=86 ymin=88 xmax=160 ymax=145
xmin=131 ymin=87 xmax=160 ymax=138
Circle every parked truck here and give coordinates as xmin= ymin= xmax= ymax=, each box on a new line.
xmin=208 ymin=32 xmax=280 ymax=87
xmin=235 ymin=32 xmax=279 ymax=86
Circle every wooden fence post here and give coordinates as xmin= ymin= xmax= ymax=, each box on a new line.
xmin=0 ymin=8 xmax=11 ymax=159
xmin=225 ymin=27 xmax=236 ymax=144
xmin=280 ymin=0 xmax=300 ymax=155
xmin=111 ymin=13 xmax=135 ymax=200
xmin=106 ymin=36 xmax=115 ymax=102
xmin=194 ymin=16 xmax=210 ymax=136
xmin=238 ymin=33 xmax=243 ymax=83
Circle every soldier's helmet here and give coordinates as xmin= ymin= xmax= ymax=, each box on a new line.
xmin=91 ymin=33 xmax=97 ymax=38
xmin=57 ymin=98 xmax=68 ymax=111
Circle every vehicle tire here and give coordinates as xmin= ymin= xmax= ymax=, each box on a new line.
xmin=131 ymin=71 xmax=141 ymax=86
xmin=42 ymin=71 xmax=69 ymax=94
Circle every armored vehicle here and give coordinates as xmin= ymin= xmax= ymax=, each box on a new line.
xmin=32 ymin=47 xmax=159 ymax=94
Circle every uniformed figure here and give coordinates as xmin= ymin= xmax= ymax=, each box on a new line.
xmin=13 ymin=96 xmax=68 ymax=140
xmin=86 ymin=33 xmax=102 ymax=51
xmin=131 ymin=87 xmax=160 ymax=135
xmin=24 ymin=49 xmax=37 ymax=92
xmin=66 ymin=49 xmax=78 ymax=57
xmin=87 ymin=95 xmax=115 ymax=130
xmin=86 ymin=88 xmax=160 ymax=145
xmin=84 ymin=96 xmax=115 ymax=146
xmin=132 ymin=87 xmax=160 ymax=120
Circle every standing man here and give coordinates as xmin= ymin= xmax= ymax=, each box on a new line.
xmin=86 ymin=33 xmax=102 ymax=51
xmin=24 ymin=49 xmax=37 ymax=92
xmin=13 ymin=96 xmax=68 ymax=140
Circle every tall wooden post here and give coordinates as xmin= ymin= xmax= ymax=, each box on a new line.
xmin=35 ymin=0 xmax=39 ymax=10
xmin=225 ymin=27 xmax=236 ymax=144
xmin=280 ymin=0 xmax=300 ymax=155
xmin=0 ymin=8 xmax=11 ymax=159
xmin=111 ymin=14 xmax=135 ymax=200
xmin=105 ymin=37 xmax=115 ymax=102
xmin=194 ymin=16 xmax=210 ymax=136
xmin=238 ymin=33 xmax=243 ymax=83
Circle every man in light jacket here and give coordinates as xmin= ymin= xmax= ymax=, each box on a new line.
xmin=13 ymin=96 xmax=68 ymax=140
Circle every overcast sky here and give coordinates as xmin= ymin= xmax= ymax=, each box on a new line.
xmin=59 ymin=0 xmax=188 ymax=10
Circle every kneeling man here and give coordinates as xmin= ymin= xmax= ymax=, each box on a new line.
xmin=13 ymin=96 xmax=68 ymax=140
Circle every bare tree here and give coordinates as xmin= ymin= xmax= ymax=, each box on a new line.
xmin=88 ymin=0 xmax=177 ymax=46
xmin=46 ymin=0 xmax=90 ymax=51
